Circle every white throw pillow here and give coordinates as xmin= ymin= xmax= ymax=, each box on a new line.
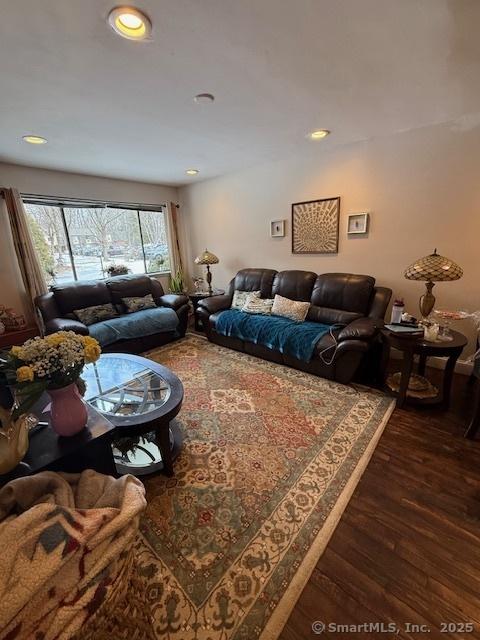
xmin=242 ymin=293 xmax=274 ymax=315
xmin=271 ymin=294 xmax=310 ymax=322
xmin=231 ymin=290 xmax=260 ymax=310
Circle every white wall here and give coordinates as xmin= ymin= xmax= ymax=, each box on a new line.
xmin=180 ymin=121 xmax=480 ymax=357
xmin=0 ymin=162 xmax=178 ymax=320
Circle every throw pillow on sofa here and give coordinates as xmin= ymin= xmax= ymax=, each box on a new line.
xmin=242 ymin=293 xmax=274 ymax=315
xmin=74 ymin=303 xmax=118 ymax=326
xmin=231 ymin=290 xmax=260 ymax=310
xmin=271 ymin=294 xmax=310 ymax=322
xmin=122 ymin=294 xmax=157 ymax=313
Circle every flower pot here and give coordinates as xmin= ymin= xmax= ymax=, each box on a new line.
xmin=48 ymin=383 xmax=88 ymax=436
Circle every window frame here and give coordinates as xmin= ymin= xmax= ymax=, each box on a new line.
xmin=23 ymin=195 xmax=171 ymax=283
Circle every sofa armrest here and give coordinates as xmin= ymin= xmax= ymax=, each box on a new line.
xmin=197 ymin=295 xmax=232 ymax=315
xmin=158 ymin=294 xmax=189 ymax=311
xmin=45 ymin=318 xmax=89 ymax=336
xmin=35 ymin=292 xmax=60 ymax=323
xmin=338 ymin=317 xmax=382 ymax=343
xmin=368 ymin=286 xmax=392 ymax=320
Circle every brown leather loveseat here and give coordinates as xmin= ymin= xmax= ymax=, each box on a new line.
xmin=197 ymin=269 xmax=392 ymax=383
xmin=35 ymin=274 xmax=189 ymax=353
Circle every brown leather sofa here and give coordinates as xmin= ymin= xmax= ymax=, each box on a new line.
xmin=35 ymin=274 xmax=189 ymax=353
xmin=197 ymin=269 xmax=392 ymax=383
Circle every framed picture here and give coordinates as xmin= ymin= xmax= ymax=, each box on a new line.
xmin=347 ymin=212 xmax=369 ymax=235
xmin=291 ymin=197 xmax=340 ymax=254
xmin=270 ymin=219 xmax=285 ymax=237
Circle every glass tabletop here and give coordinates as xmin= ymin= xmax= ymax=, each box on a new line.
xmin=83 ymin=356 xmax=171 ymax=419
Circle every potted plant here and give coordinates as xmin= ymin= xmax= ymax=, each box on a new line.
xmin=147 ymin=256 xmax=165 ymax=273
xmin=0 ymin=332 xmax=101 ymax=436
xmin=104 ymin=263 xmax=130 ymax=278
xmin=169 ymin=269 xmax=186 ymax=294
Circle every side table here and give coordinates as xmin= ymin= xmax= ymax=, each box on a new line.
xmin=189 ymin=290 xmax=225 ymax=331
xmin=0 ymin=403 xmax=117 ymax=486
xmin=465 ymin=358 xmax=480 ymax=439
xmin=381 ymin=328 xmax=467 ymax=409
xmin=0 ymin=327 xmax=38 ymax=349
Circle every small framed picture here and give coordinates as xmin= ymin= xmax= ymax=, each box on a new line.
xmin=347 ymin=213 xmax=369 ymax=235
xmin=270 ymin=219 xmax=285 ymax=237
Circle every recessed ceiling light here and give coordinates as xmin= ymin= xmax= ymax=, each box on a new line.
xmin=309 ymin=129 xmax=330 ymax=140
xmin=194 ymin=93 xmax=215 ymax=104
xmin=22 ymin=135 xmax=47 ymax=145
xmin=186 ymin=169 xmax=199 ymax=176
xmin=108 ymin=6 xmax=151 ymax=40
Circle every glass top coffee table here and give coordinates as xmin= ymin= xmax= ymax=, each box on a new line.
xmin=83 ymin=353 xmax=184 ymax=476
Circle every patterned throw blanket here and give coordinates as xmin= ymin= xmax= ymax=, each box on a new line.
xmin=0 ymin=470 xmax=147 ymax=640
xmin=215 ymin=309 xmax=332 ymax=362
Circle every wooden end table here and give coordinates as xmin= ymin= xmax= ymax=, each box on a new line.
xmin=0 ymin=354 xmax=184 ymax=486
xmin=0 ymin=327 xmax=38 ymax=349
xmin=465 ymin=359 xmax=480 ymax=439
xmin=0 ymin=403 xmax=117 ymax=486
xmin=381 ymin=328 xmax=467 ymax=409
xmin=189 ymin=290 xmax=225 ymax=331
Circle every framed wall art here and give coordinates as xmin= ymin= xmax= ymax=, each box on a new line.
xmin=291 ymin=197 xmax=340 ymax=254
xmin=347 ymin=212 xmax=369 ymax=235
xmin=270 ymin=219 xmax=285 ymax=237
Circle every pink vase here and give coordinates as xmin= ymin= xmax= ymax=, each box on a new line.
xmin=48 ymin=383 xmax=88 ymax=436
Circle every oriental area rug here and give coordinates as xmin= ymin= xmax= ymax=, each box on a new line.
xmin=136 ymin=335 xmax=395 ymax=639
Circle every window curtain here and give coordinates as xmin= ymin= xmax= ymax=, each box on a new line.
xmin=165 ymin=201 xmax=184 ymax=275
xmin=2 ymin=188 xmax=48 ymax=321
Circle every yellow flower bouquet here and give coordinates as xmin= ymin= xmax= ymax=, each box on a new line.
xmin=1 ymin=332 xmax=101 ymax=429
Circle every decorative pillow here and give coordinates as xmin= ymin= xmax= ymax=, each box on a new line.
xmin=271 ymin=294 xmax=310 ymax=322
xmin=242 ymin=294 xmax=274 ymax=315
xmin=231 ymin=290 xmax=260 ymax=310
xmin=73 ymin=303 xmax=118 ymax=326
xmin=122 ymin=294 xmax=157 ymax=313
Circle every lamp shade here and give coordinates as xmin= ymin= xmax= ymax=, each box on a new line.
xmin=404 ymin=249 xmax=463 ymax=282
xmin=194 ymin=249 xmax=219 ymax=265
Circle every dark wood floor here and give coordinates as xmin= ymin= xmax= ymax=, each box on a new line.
xmin=279 ymin=368 xmax=480 ymax=640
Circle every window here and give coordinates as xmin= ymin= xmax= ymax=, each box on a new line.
xmin=24 ymin=201 xmax=170 ymax=285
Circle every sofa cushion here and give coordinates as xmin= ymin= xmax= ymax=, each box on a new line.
xmin=272 ymin=270 xmax=317 ymax=302
xmin=233 ymin=269 xmax=277 ymax=298
xmin=311 ymin=273 xmax=375 ymax=314
xmin=122 ymin=293 xmax=156 ymax=313
xmin=231 ymin=290 xmax=260 ymax=310
xmin=88 ymin=307 xmax=178 ymax=347
xmin=51 ymin=281 xmax=111 ymax=316
xmin=242 ymin=294 xmax=274 ymax=315
xmin=272 ymin=295 xmax=310 ymax=322
xmin=73 ymin=303 xmax=118 ymax=325
xmin=106 ymin=274 xmax=153 ymax=307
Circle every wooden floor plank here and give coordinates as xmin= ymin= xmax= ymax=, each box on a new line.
xmin=279 ymin=368 xmax=480 ymax=639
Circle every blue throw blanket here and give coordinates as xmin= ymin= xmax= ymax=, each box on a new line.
xmin=215 ymin=309 xmax=332 ymax=362
xmin=89 ymin=307 xmax=179 ymax=347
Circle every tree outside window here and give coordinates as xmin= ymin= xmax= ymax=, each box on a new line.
xmin=25 ymin=203 xmax=170 ymax=285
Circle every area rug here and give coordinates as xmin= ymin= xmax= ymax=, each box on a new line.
xmin=136 ymin=335 xmax=395 ymax=639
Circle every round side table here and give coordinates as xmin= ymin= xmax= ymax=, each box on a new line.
xmin=381 ymin=328 xmax=467 ymax=409
xmin=189 ymin=290 xmax=225 ymax=331
xmin=465 ymin=356 xmax=480 ymax=439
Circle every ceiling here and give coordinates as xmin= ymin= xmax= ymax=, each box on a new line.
xmin=1 ymin=0 xmax=479 ymax=186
